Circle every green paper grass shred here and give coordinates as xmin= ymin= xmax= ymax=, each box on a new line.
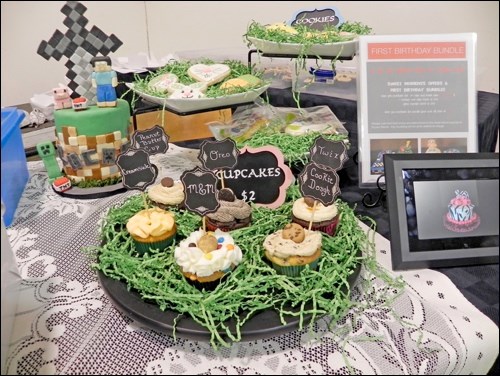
xmin=90 ymin=184 xmax=397 ymax=349
xmin=131 ymin=59 xmax=266 ymax=100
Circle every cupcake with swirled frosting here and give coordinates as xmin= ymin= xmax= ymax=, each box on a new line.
xmin=205 ymin=188 xmax=252 ymax=232
xmin=126 ymin=207 xmax=177 ymax=255
xmin=263 ymin=223 xmax=322 ymax=276
xmin=174 ymin=229 xmax=243 ymax=290
xmin=148 ymin=177 xmax=185 ymax=210
xmin=291 ymin=197 xmax=340 ymax=236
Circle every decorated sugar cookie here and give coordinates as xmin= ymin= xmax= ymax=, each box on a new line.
xmin=167 ymin=82 xmax=207 ymax=99
xmin=187 ymin=64 xmax=231 ymax=86
xmin=220 ymin=74 xmax=262 ymax=91
xmin=148 ymin=73 xmax=179 ymax=92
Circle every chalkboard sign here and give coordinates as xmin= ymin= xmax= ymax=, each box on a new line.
xmin=222 ymin=146 xmax=293 ymax=209
xmin=309 ymin=136 xmax=348 ymax=171
xmin=132 ymin=125 xmax=169 ymax=155
xmin=180 ymin=167 xmax=220 ymax=216
xmin=198 ymin=138 xmax=239 ymax=170
xmin=298 ymin=162 xmax=340 ymax=206
xmin=290 ymin=8 xmax=342 ymax=31
xmin=116 ymin=148 xmax=157 ymax=191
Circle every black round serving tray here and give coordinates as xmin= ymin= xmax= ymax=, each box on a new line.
xmin=97 ymin=258 xmax=361 ymax=342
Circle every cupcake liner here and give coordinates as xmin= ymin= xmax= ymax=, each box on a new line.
xmin=292 ymin=215 xmax=339 ymax=236
xmin=271 ymin=259 xmax=320 ymax=277
xmin=188 ymin=277 xmax=223 ymax=291
xmin=310 ymin=216 xmax=339 ymax=236
xmin=133 ymin=233 xmax=175 ymax=255
xmin=184 ymin=271 xmax=231 ymax=291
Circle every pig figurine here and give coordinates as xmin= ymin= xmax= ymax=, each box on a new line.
xmin=53 ymin=87 xmax=72 ymax=110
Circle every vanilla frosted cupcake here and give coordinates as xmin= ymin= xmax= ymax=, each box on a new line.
xmin=126 ymin=207 xmax=177 ymax=255
xmin=264 ymin=223 xmax=322 ymax=276
xmin=148 ymin=177 xmax=185 ymax=210
xmin=174 ymin=229 xmax=243 ymax=290
xmin=292 ymin=197 xmax=339 ymax=236
xmin=206 ymin=188 xmax=252 ymax=232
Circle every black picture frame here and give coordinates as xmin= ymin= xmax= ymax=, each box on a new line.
xmin=384 ymin=153 xmax=499 ymax=270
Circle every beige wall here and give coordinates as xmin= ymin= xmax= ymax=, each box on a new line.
xmin=1 ymin=1 xmax=498 ymax=107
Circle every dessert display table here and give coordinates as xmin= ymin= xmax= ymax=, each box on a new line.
xmin=3 ymin=144 xmax=498 ymax=375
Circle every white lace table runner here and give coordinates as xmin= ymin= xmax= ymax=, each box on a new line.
xmin=4 ymin=144 xmax=498 ymax=375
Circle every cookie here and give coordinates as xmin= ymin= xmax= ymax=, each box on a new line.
xmin=282 ymin=223 xmax=305 ymax=243
xmin=187 ymin=64 xmax=231 ymax=86
xmin=198 ymin=234 xmax=218 ymax=253
xmin=220 ymin=75 xmax=261 ymax=90
xmin=148 ymin=73 xmax=178 ymax=92
xmin=218 ymin=188 xmax=236 ymax=202
xmin=167 ymin=82 xmax=207 ymax=99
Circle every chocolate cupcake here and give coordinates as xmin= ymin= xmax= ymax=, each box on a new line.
xmin=205 ymin=188 xmax=252 ymax=232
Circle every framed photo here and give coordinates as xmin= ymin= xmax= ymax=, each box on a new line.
xmin=384 ymin=153 xmax=499 ymax=270
xmin=357 ymin=33 xmax=478 ymax=186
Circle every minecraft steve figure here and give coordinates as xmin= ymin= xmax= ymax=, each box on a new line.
xmin=91 ymin=56 xmax=117 ymax=107
xmin=36 ymin=141 xmax=62 ymax=182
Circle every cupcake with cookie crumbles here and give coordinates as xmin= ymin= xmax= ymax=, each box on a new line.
xmin=205 ymin=188 xmax=252 ymax=232
xmin=126 ymin=207 xmax=177 ymax=255
xmin=174 ymin=229 xmax=243 ymax=290
xmin=292 ymin=197 xmax=340 ymax=236
xmin=148 ymin=176 xmax=185 ymax=210
xmin=263 ymin=223 xmax=322 ymax=277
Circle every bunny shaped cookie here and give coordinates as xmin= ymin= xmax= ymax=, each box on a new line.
xmin=167 ymin=82 xmax=207 ymax=99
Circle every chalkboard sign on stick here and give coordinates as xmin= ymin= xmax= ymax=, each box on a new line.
xmin=198 ymin=139 xmax=239 ymax=170
xmin=132 ymin=125 xmax=169 ymax=155
xmin=222 ymin=146 xmax=293 ymax=209
xmin=290 ymin=8 xmax=342 ymax=31
xmin=298 ymin=162 xmax=340 ymax=206
xmin=180 ymin=167 xmax=220 ymax=216
xmin=116 ymin=148 xmax=158 ymax=191
xmin=309 ymin=136 xmax=347 ymax=171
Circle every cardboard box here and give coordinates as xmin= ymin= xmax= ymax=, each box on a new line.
xmin=1 ymin=108 xmax=29 ymax=226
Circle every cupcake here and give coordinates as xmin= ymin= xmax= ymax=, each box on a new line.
xmin=263 ymin=223 xmax=322 ymax=277
xmin=205 ymin=188 xmax=252 ymax=232
xmin=148 ymin=177 xmax=185 ymax=210
xmin=126 ymin=207 xmax=177 ymax=255
xmin=292 ymin=197 xmax=340 ymax=236
xmin=174 ymin=229 xmax=243 ymax=290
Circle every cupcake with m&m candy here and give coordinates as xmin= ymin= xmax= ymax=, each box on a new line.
xmin=174 ymin=229 xmax=243 ymax=290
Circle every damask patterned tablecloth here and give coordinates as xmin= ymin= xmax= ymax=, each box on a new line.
xmin=4 ymin=144 xmax=499 ymax=375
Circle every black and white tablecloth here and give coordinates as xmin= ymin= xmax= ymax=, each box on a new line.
xmin=4 ymin=145 xmax=499 ymax=375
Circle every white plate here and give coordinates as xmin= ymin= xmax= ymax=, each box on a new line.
xmin=246 ymin=37 xmax=358 ymax=59
xmin=126 ymin=83 xmax=270 ymax=113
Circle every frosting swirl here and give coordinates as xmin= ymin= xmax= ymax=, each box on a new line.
xmin=174 ymin=229 xmax=243 ymax=277
xmin=263 ymin=229 xmax=322 ymax=259
xmin=126 ymin=208 xmax=175 ymax=239
xmin=292 ymin=198 xmax=338 ymax=222
xmin=206 ymin=198 xmax=251 ymax=223
xmin=148 ymin=181 xmax=184 ymax=206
